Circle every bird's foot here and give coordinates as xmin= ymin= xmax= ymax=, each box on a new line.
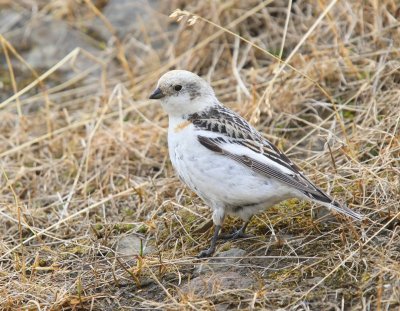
xmin=218 ymin=229 xmax=253 ymax=240
xmin=197 ymin=247 xmax=215 ymax=258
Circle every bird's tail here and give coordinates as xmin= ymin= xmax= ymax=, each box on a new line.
xmin=318 ymin=199 xmax=363 ymax=221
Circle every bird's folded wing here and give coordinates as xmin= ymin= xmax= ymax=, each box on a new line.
xmin=189 ymin=105 xmax=308 ymax=176
xmin=197 ymin=135 xmax=326 ymax=198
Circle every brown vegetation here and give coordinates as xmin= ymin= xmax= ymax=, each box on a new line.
xmin=0 ymin=0 xmax=399 ymax=310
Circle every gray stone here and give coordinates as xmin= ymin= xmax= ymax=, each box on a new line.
xmin=88 ymin=0 xmax=161 ymax=39
xmin=216 ymin=248 xmax=247 ymax=260
xmin=195 ymin=248 xmax=247 ymax=274
xmin=0 ymin=9 xmax=23 ymax=33
xmin=22 ymin=18 xmax=99 ymax=69
xmin=181 ymin=271 xmax=254 ymax=297
xmin=116 ymin=234 xmax=154 ymax=256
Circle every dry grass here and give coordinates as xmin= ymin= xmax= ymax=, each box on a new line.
xmin=0 ymin=0 xmax=399 ymax=310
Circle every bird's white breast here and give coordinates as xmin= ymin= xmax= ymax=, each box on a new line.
xmin=167 ymin=116 xmax=295 ymax=220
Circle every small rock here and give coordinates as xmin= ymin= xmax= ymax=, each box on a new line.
xmin=216 ymin=248 xmax=247 ymax=260
xmin=182 ymin=271 xmax=254 ymax=297
xmin=0 ymin=9 xmax=23 ymax=33
xmin=116 ymin=234 xmax=154 ymax=256
xmin=89 ymin=0 xmax=160 ymax=39
xmin=215 ymin=304 xmax=230 ymax=311
xmin=304 ymin=276 xmax=324 ymax=286
xmin=24 ymin=18 xmax=99 ymax=69
xmin=195 ymin=248 xmax=247 ymax=274
xmin=86 ymin=0 xmax=174 ymax=58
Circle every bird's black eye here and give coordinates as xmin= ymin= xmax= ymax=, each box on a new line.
xmin=174 ymin=85 xmax=182 ymax=91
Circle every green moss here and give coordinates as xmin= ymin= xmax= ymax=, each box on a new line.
xmin=85 ymin=183 xmax=97 ymax=194
xmin=137 ymin=225 xmax=148 ymax=234
xmin=123 ymin=208 xmax=135 ymax=218
xmin=325 ymin=267 xmax=359 ymax=291
xmin=268 ymin=267 xmax=302 ymax=287
xmin=332 ymin=185 xmax=346 ymax=194
xmin=220 ymin=243 xmax=232 ymax=252
xmin=182 ymin=213 xmax=197 ymax=224
xmin=93 ymin=223 xmax=103 ymax=231
xmin=268 ymin=48 xmax=283 ymax=58
xmin=305 ymin=288 xmax=326 ymax=301
xmin=38 ymin=258 xmax=48 ymax=267
xmin=67 ymin=245 xmax=86 ymax=256
xmin=342 ymin=110 xmax=356 ymax=121
xmin=361 ymin=272 xmax=371 ymax=283
xmin=268 ymin=199 xmax=313 ymax=232
xmin=23 ymin=161 xmax=36 ymax=168
xmin=114 ymin=223 xmax=135 ymax=233
xmin=359 ymin=71 xmax=370 ymax=80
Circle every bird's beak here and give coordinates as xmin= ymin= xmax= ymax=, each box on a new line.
xmin=149 ymin=87 xmax=165 ymax=100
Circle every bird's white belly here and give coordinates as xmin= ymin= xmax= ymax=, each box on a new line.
xmin=168 ymin=123 xmax=293 ymax=220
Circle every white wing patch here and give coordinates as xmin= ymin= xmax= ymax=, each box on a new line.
xmin=197 ymin=135 xmax=325 ymax=198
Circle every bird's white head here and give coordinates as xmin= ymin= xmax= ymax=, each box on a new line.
xmin=149 ymin=70 xmax=217 ymax=116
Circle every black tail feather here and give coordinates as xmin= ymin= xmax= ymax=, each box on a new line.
xmin=304 ymin=192 xmax=363 ymax=221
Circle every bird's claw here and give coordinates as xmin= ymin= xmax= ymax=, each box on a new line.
xmin=197 ymin=248 xmax=215 ymax=258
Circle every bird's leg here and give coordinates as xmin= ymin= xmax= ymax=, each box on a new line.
xmin=197 ymin=225 xmax=221 ymax=258
xmin=219 ymin=217 xmax=253 ymax=240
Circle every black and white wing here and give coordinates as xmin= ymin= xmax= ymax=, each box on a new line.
xmin=188 ymin=105 xmax=363 ymax=220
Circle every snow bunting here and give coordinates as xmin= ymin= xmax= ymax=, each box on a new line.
xmin=150 ymin=70 xmax=363 ymax=257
